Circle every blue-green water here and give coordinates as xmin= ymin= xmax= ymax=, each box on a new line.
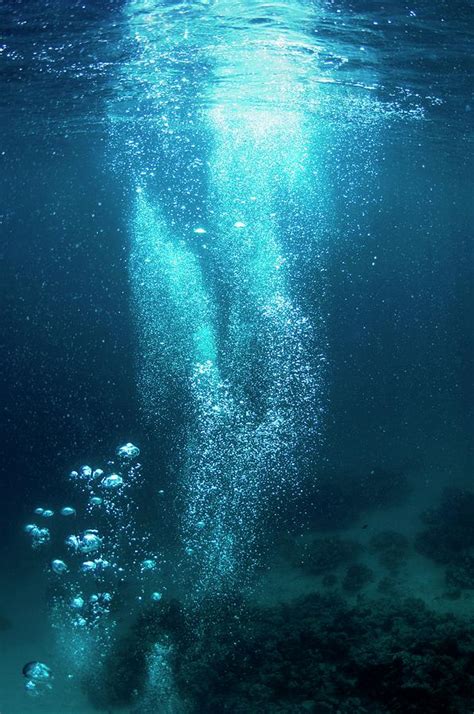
xmin=1 ymin=1 xmax=472 ymax=712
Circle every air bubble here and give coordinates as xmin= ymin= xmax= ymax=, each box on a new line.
xmin=66 ymin=531 xmax=102 ymax=554
xmin=140 ymin=558 xmax=157 ymax=572
xmin=80 ymin=561 xmax=96 ymax=573
xmin=70 ymin=596 xmax=84 ymax=609
xmin=101 ymin=474 xmax=124 ymax=489
xmin=116 ymin=442 xmax=140 ymax=460
xmin=22 ymin=662 xmax=52 ymax=683
xmin=28 ymin=527 xmax=50 ymax=549
xmin=60 ymin=507 xmax=76 ymax=517
xmin=51 ymin=559 xmax=68 ymax=575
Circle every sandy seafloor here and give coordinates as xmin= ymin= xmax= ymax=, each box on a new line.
xmin=1 ymin=454 xmax=471 ymax=714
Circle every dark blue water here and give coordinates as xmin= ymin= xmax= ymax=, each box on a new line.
xmin=1 ymin=1 xmax=473 ymax=712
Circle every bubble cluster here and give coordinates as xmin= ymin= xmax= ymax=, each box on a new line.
xmin=22 ymin=661 xmax=52 ymax=697
xmin=25 ymin=525 xmax=51 ymax=549
xmin=22 ymin=443 xmax=166 ymax=697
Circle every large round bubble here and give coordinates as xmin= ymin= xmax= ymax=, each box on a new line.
xmin=22 ymin=662 xmax=52 ymax=683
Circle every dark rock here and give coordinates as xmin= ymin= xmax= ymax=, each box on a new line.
xmin=294 ymin=536 xmax=362 ymax=575
xmin=446 ymin=554 xmax=474 ymax=590
xmin=370 ymin=530 xmax=409 ymax=572
xmin=415 ymin=488 xmax=474 ymax=564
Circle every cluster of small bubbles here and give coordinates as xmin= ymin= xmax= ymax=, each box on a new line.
xmin=140 ymin=558 xmax=157 ymax=572
xmin=25 ymin=524 xmax=51 ymax=549
xmin=151 ymin=591 xmax=163 ymax=602
xmin=116 ymin=442 xmax=140 ymax=460
xmin=94 ymin=557 xmax=110 ymax=572
xmin=25 ymin=679 xmax=40 ymax=697
xmin=23 ymin=661 xmax=52 ymax=681
xmin=66 ymin=530 xmax=103 ymax=555
xmin=22 ymin=442 xmax=161 ymax=695
xmin=51 ymin=559 xmax=68 ymax=575
xmin=23 ymin=661 xmax=52 ymax=697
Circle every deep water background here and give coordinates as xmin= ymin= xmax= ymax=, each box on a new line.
xmin=0 ymin=0 xmax=473 ymax=712
xmin=2 ymin=99 xmax=471 ymax=544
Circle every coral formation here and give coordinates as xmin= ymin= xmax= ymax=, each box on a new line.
xmin=369 ymin=530 xmax=409 ymax=572
xmin=342 ymin=563 xmax=375 ymax=593
xmin=91 ymin=592 xmax=474 ymax=714
xmin=415 ymin=488 xmax=474 ymax=564
xmin=445 ymin=554 xmax=474 ymax=590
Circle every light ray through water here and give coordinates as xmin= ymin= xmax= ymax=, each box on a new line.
xmin=110 ymin=0 xmax=331 ymax=601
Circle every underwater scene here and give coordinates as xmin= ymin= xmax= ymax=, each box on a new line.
xmin=1 ymin=0 xmax=473 ymax=712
